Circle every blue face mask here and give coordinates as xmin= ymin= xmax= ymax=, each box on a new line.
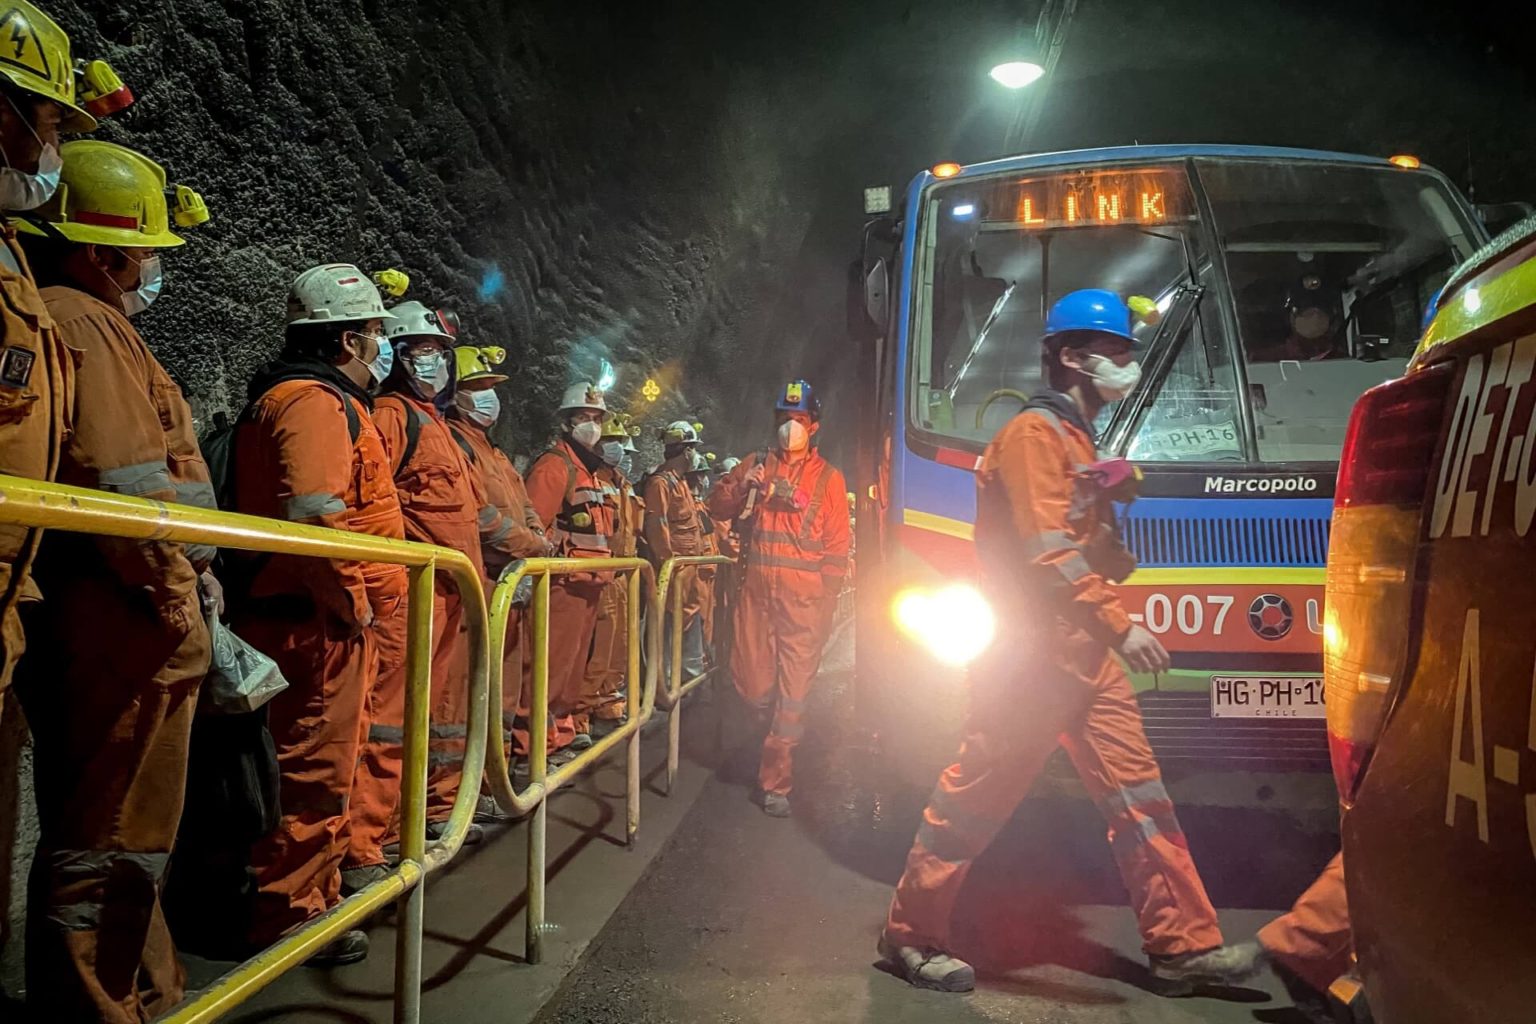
xmin=351 ymin=331 xmax=393 ymax=385
xmin=406 ymin=350 xmax=450 ymax=399
xmin=600 ymin=440 xmax=625 ymax=467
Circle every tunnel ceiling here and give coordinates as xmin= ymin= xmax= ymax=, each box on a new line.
xmin=48 ymin=0 xmax=1536 ymax=464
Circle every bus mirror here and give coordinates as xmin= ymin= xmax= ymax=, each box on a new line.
xmin=1248 ymin=382 xmax=1268 ymax=412
xmin=865 ymin=258 xmax=890 ymax=331
xmin=1477 ymin=201 xmax=1534 ymax=237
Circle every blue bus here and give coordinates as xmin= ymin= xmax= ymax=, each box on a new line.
xmin=850 ymin=145 xmax=1485 ymax=772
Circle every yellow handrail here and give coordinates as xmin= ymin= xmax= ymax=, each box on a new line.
xmin=481 ymin=556 xmax=657 ymax=964
xmin=654 ymin=555 xmax=734 ymax=794
xmin=0 ymin=474 xmax=488 ymax=1024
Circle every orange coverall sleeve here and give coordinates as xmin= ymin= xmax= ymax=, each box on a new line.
xmin=497 ymin=458 xmax=554 ymax=559
xmin=994 ymin=415 xmax=1132 ymax=645
xmin=524 ymin=453 xmax=569 ymax=532
xmin=55 ymin=303 xmax=204 ymax=630
xmin=818 ymin=465 xmax=852 ymax=582
xmin=266 ymin=386 xmax=372 ymax=629
xmin=705 ymin=455 xmax=755 ymax=520
xmin=643 ymin=475 xmax=677 ymax=563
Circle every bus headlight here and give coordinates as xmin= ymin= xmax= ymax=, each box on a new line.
xmin=890 ymin=583 xmax=996 ymax=666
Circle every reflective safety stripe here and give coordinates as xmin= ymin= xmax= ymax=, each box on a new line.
xmin=821 ymin=553 xmax=848 ymax=569
xmin=185 ymin=542 xmax=218 ymax=566
xmin=486 ymin=518 xmax=513 ymax=545
xmin=42 ymin=848 xmax=172 ymax=928
xmin=174 ymin=480 xmax=218 ymax=509
xmin=572 ymin=487 xmax=606 ymax=504
xmin=1099 ymin=779 xmax=1185 ymax=844
xmin=755 ymin=530 xmax=823 ymax=551
xmin=98 ymin=460 xmax=173 ymax=497
xmin=429 ymin=724 xmax=467 ymax=739
xmin=478 ymin=505 xmax=500 ymax=527
xmin=750 ymin=553 xmax=823 ymax=573
xmin=1022 ymin=529 xmax=1081 ymax=559
xmin=1053 ymin=552 xmax=1094 ymax=585
xmin=369 ymin=725 xmax=404 ymax=744
xmin=779 ymin=695 xmax=807 ymax=714
xmin=770 ymin=718 xmax=805 ymax=740
xmin=428 ymin=751 xmax=461 ymax=768
xmin=284 ymin=493 xmax=346 ymax=521
xmin=564 ymin=530 xmax=612 ymax=550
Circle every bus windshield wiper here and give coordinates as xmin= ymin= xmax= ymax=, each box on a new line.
xmin=1100 ymin=283 xmax=1205 ymax=452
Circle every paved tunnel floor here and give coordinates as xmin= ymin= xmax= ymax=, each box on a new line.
xmin=535 ymin=624 xmax=1341 ymax=1024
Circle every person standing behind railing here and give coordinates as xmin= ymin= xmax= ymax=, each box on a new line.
xmin=573 ymin=412 xmax=643 ymax=741
xmin=227 ymin=264 xmax=407 ymax=967
xmin=442 ymin=345 xmax=555 ymax=803
xmin=686 ymin=450 xmax=720 ymax=655
xmin=521 ymin=383 xmax=616 ymax=774
xmin=361 ymin=303 xmax=502 ymax=855
xmin=12 ymin=140 xmax=214 ymax=1023
xmin=643 ymin=421 xmax=708 ymax=680
xmin=0 ymin=3 xmax=124 ymax=736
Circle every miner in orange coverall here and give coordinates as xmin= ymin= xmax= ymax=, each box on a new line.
xmin=520 ymin=382 xmax=617 ymax=774
xmin=0 ymin=4 xmax=121 ymax=726
xmin=645 ymin=420 xmax=708 ymax=682
xmin=346 ymin=302 xmax=512 ymax=877
xmin=687 ymin=450 xmax=721 ymax=649
xmin=705 ymin=380 xmax=848 ymax=820
xmin=229 ymin=264 xmax=408 ymax=967
xmin=878 ymin=290 xmax=1253 ymax=994
xmin=444 ymin=345 xmax=557 ymax=789
xmin=1230 ymin=854 xmax=1349 ymax=1013
xmin=574 ymin=412 xmax=643 ymax=739
xmin=13 ymin=141 xmax=214 ymax=1022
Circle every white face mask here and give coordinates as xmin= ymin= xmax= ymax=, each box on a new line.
xmin=1081 ymin=353 xmax=1142 ymax=401
xmin=406 ymin=350 xmax=450 ymax=399
xmin=113 ymin=251 xmax=163 ymax=317
xmin=455 ymin=388 xmax=501 ymax=428
xmin=0 ymin=96 xmax=60 ymax=212
xmin=778 ymin=419 xmax=809 ymax=452
xmin=571 ymin=419 xmax=602 ymax=449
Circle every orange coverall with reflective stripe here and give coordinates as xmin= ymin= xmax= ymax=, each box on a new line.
xmin=707 ymin=449 xmax=849 ymax=796
xmin=883 ymin=407 xmax=1223 ymax=957
xmin=0 ymin=227 xmax=72 ymax=698
xmin=17 ymin=287 xmax=212 ymax=1023
xmin=524 ymin=439 xmax=616 ymax=740
xmin=232 ymin=378 xmax=407 ymax=947
xmin=355 ymin=393 xmax=491 ymax=844
xmin=1259 ymin=853 xmax=1350 ymax=992
xmin=577 ymin=467 xmax=642 ymax=730
xmin=447 ymin=417 xmax=556 ymax=758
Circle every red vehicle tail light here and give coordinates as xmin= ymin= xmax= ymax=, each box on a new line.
xmin=1327 ymin=363 xmax=1454 ymax=800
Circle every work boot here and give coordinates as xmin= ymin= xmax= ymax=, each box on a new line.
xmin=304 ymin=929 xmax=370 ymax=968
xmin=569 ymin=731 xmax=594 ymax=751
xmin=591 ymin=715 xmax=626 ymax=739
xmin=426 ymin=821 xmax=484 ymax=846
xmin=339 ymin=863 xmax=393 ymax=897
xmin=759 ymin=790 xmax=791 ymax=818
xmin=1148 ymin=943 xmax=1263 ymax=995
xmin=877 ymin=933 xmax=975 ymax=992
xmin=474 ymin=793 xmax=505 ymax=823
xmin=549 ymin=746 xmax=580 ymax=769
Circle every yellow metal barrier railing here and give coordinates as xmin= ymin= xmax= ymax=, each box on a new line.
xmin=0 ymin=474 xmax=489 ymax=1024
xmin=482 ymin=557 xmax=656 ymax=964
xmin=654 ymin=555 xmax=734 ymax=795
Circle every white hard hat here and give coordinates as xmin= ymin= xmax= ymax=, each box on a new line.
xmin=663 ymin=420 xmax=700 ymax=446
xmin=720 ymin=457 xmax=741 ymax=473
xmin=558 ymin=382 xmax=607 ymax=413
xmin=386 ymin=300 xmax=457 ymax=343
xmin=287 ymin=264 xmax=395 ymax=325
xmin=687 ymin=449 xmax=710 ymax=473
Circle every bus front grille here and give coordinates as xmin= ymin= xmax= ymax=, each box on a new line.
xmin=1121 ymin=508 xmax=1332 ymax=567
xmin=1137 ymin=691 xmax=1332 ymax=772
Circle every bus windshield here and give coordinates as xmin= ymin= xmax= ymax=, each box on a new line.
xmin=909 ymin=158 xmax=1480 ymax=462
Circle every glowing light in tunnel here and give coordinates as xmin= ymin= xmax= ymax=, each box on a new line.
xmin=478 ymin=266 xmax=506 ymax=301
xmin=597 ymin=359 xmax=616 ymax=391
xmin=989 ymin=61 xmax=1044 ymax=89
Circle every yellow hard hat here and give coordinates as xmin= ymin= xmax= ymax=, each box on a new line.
xmin=454 ymin=345 xmax=508 ymax=386
xmin=16 ymin=140 xmax=207 ymax=248
xmin=0 ymin=3 xmax=107 ymax=132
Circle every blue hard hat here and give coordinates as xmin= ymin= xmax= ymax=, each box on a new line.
xmin=776 ymin=379 xmax=821 ymax=417
xmin=1420 ymin=286 xmax=1445 ymax=335
xmin=1043 ymin=289 xmax=1138 ymax=347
